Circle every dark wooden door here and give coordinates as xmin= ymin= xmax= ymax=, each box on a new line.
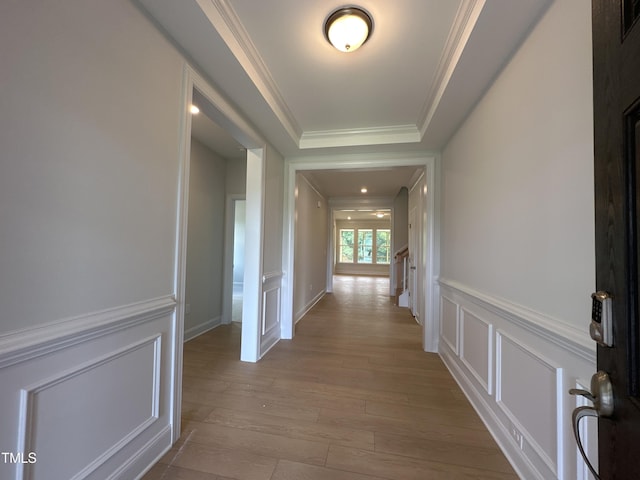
xmin=593 ymin=0 xmax=640 ymax=477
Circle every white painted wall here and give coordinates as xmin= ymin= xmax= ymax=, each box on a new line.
xmin=0 ymin=0 xmax=183 ymax=334
xmin=226 ymin=157 xmax=248 ymax=195
xmin=0 ymin=1 xmax=183 ymax=478
xmin=184 ymin=138 xmax=226 ymax=340
xmin=441 ymin=0 xmax=594 ymax=330
xmin=438 ymin=0 xmax=596 ymax=478
xmin=293 ymin=174 xmax=328 ymax=321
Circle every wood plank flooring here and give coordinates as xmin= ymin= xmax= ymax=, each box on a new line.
xmin=143 ymin=275 xmax=517 ymax=480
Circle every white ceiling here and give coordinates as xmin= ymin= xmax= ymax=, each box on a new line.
xmin=138 ymin=0 xmax=552 ymax=196
xmin=302 ymin=166 xmax=421 ymax=198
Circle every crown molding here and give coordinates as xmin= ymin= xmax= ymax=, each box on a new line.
xmin=196 ymin=0 xmax=302 ymax=143
xmin=287 ymin=150 xmax=436 ymax=167
xmin=299 ymin=124 xmax=421 ymax=149
xmin=417 ymin=0 xmax=486 ymax=138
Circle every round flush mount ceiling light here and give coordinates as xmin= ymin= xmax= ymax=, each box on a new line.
xmin=324 ymin=6 xmax=373 ymax=53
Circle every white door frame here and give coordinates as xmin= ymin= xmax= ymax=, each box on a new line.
xmin=281 ymin=152 xmax=440 ymax=353
xmin=173 ymin=64 xmax=265 ymax=442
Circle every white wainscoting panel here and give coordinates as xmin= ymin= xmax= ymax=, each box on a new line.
xmin=438 ymin=279 xmax=596 ymax=480
xmin=496 ymin=331 xmax=561 ymax=476
xmin=460 ymin=308 xmax=492 ymax=394
xmin=260 ymin=271 xmax=282 ymax=357
xmin=0 ymin=296 xmax=176 ymax=480
xmin=20 ymin=335 xmax=161 ymax=480
xmin=440 ymin=295 xmax=459 ymax=355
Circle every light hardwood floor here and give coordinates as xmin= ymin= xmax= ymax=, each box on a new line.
xmin=143 ymin=275 xmax=518 ymax=480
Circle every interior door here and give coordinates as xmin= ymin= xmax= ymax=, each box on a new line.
xmin=408 ymin=206 xmax=417 ymax=317
xmin=591 ymin=0 xmax=640 ymax=477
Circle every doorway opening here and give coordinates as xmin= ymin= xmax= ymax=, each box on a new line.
xmin=173 ymin=65 xmax=265 ymax=442
xmin=283 ymin=160 xmax=436 ymax=352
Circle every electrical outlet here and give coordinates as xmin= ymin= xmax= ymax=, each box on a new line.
xmin=510 ymin=424 xmax=524 ymax=449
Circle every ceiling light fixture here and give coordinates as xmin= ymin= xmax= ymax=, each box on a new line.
xmin=324 ymin=6 xmax=373 ymax=53
xmin=360 ymin=187 xmax=368 ymax=193
xmin=189 ymin=105 xmax=200 ymax=114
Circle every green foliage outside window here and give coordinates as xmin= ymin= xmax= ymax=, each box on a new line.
xmin=339 ymin=229 xmax=354 ymax=262
xmin=338 ymin=227 xmax=391 ymax=265
xmin=376 ymin=229 xmax=391 ymax=264
xmin=358 ymin=229 xmax=373 ymax=263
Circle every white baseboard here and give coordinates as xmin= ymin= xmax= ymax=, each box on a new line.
xmin=183 ymin=316 xmax=222 ymax=342
xmin=294 ymin=290 xmax=326 ymax=324
xmin=440 ymin=347 xmax=543 ymax=480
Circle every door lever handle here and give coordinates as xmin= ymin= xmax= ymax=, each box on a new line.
xmin=568 ymin=371 xmax=614 ymax=480
xmin=568 ymin=387 xmax=595 ymax=403
xmin=570 ymin=406 xmax=600 ymax=480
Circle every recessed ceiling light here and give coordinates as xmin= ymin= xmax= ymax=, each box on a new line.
xmin=360 ymin=187 xmax=368 ymax=193
xmin=347 ymin=216 xmax=351 ymax=220
xmin=324 ymin=6 xmax=373 ymax=53
xmin=376 ymin=212 xmax=385 ymax=218
xmin=189 ymin=105 xmax=200 ymax=114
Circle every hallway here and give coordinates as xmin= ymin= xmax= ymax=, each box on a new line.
xmin=144 ymin=276 xmax=517 ymax=480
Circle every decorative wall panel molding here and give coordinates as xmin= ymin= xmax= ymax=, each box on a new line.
xmin=439 ymin=278 xmax=594 ymax=363
xmin=0 ymin=299 xmax=176 ymax=480
xmin=496 ymin=331 xmax=561 ymax=476
xmin=18 ymin=336 xmax=162 ymax=480
xmin=260 ymin=271 xmax=282 ymax=357
xmin=0 ymin=295 xmax=176 ymax=369
xmin=460 ymin=308 xmax=492 ymax=394
xmin=438 ymin=279 xmax=596 ymax=480
xmin=440 ymin=295 xmax=459 ymax=354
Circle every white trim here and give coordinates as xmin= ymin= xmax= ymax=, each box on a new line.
xmin=262 ymin=271 xmax=284 ymax=283
xmin=495 ymin=330 xmax=562 ymax=477
xmin=440 ymin=346 xmax=544 ymax=480
xmin=417 ymin=0 xmax=486 ymax=137
xmin=17 ymin=336 xmax=162 ymax=480
xmin=438 ymin=278 xmax=595 ymax=364
xmin=183 ymin=317 xmax=223 ymax=342
xmin=439 ymin=295 xmax=459 ymax=355
xmin=0 ymin=296 xmax=175 ymax=370
xmin=195 ymin=0 xmax=301 ymax=144
xmin=299 ymin=125 xmax=420 ymax=149
xmin=240 ymin=147 xmax=266 ymax=363
xmin=459 ymin=308 xmax=493 ymax=395
xmin=107 ymin=425 xmax=172 ymax=480
xmin=259 ymin=275 xmax=281 ymax=357
xmin=295 ymin=290 xmax=326 ymax=325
